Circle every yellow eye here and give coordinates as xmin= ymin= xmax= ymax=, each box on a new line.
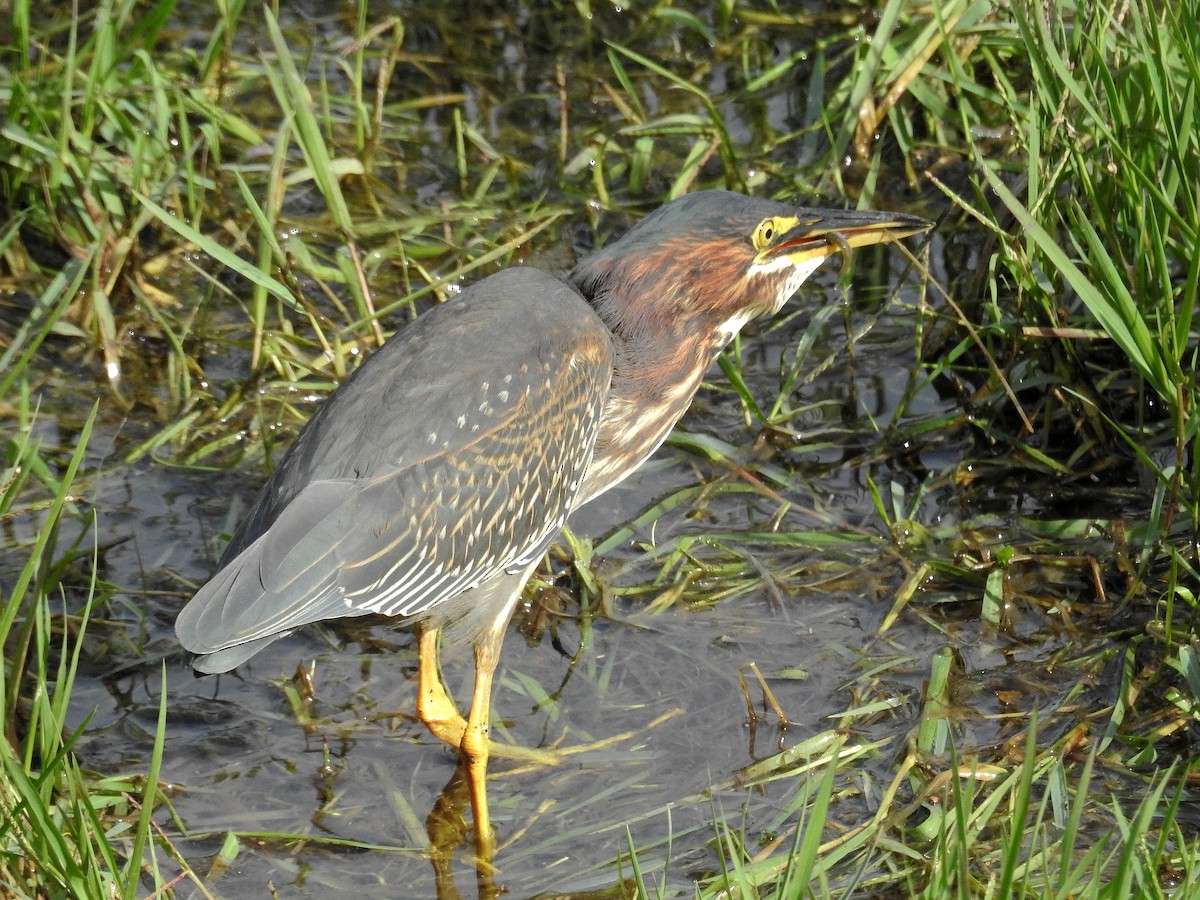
xmin=752 ymin=217 xmax=781 ymax=251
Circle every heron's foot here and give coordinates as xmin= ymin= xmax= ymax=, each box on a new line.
xmin=484 ymin=707 xmax=685 ymax=767
xmin=483 ymin=740 xmax=564 ymax=764
xmin=417 ymin=685 xmax=470 ymax=749
xmin=413 ymin=707 xmax=560 ymax=761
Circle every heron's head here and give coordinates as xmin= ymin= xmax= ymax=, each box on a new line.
xmin=570 ymin=190 xmax=929 ymax=348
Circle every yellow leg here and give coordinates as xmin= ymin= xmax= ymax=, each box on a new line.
xmin=415 ymin=626 xmax=468 ymax=748
xmin=461 ymin=638 xmax=501 ymax=853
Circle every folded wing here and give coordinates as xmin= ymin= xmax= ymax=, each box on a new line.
xmin=177 ymin=269 xmax=613 ymax=672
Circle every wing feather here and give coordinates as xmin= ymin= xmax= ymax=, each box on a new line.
xmin=177 ymin=269 xmax=613 ymax=671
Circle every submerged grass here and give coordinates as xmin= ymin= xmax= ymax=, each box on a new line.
xmin=1 ymin=0 xmax=1199 ymax=895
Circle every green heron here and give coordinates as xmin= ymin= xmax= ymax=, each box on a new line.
xmin=176 ymin=190 xmax=928 ymax=846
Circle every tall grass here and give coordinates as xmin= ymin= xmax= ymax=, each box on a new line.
xmin=934 ymin=0 xmax=1199 ymax=541
xmin=0 ymin=401 xmax=184 ymax=896
xmin=0 ymin=0 xmax=256 ymax=398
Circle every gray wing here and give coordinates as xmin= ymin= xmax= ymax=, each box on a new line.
xmin=177 ymin=269 xmax=613 ymax=673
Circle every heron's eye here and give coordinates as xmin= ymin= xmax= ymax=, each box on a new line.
xmin=752 ymin=218 xmax=780 ymax=251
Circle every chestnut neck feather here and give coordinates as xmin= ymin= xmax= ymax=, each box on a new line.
xmin=569 ymin=239 xmax=762 ymax=504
